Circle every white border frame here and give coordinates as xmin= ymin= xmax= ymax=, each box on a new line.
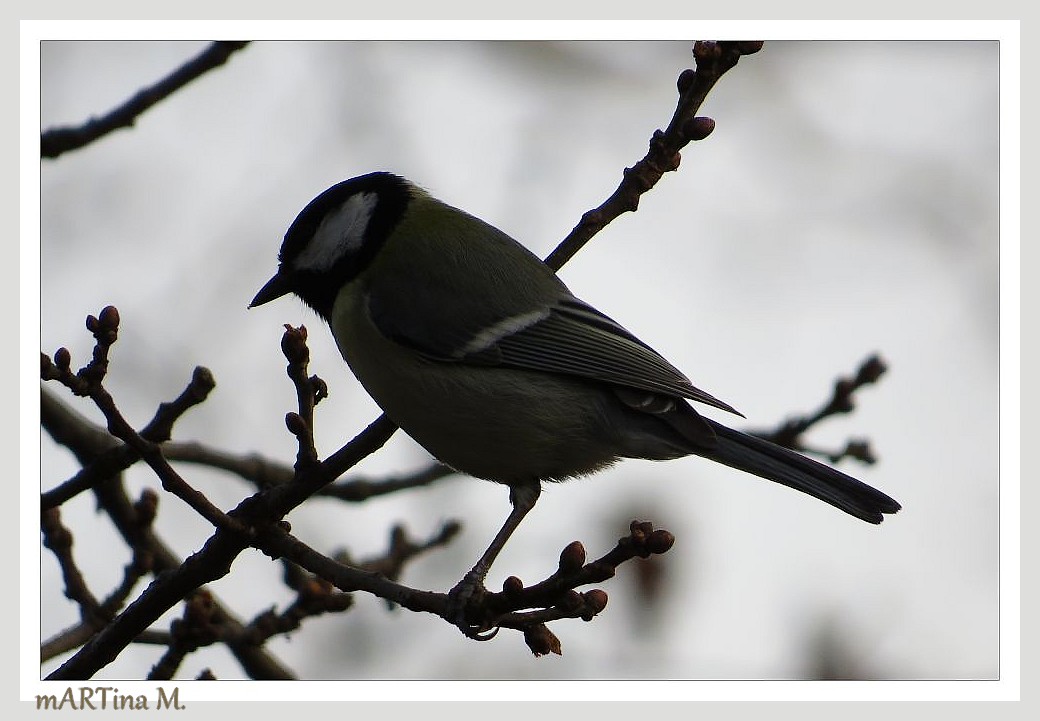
xmin=21 ymin=19 xmax=1021 ymax=706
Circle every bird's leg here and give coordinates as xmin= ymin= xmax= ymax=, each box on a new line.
xmin=447 ymin=481 xmax=541 ymax=639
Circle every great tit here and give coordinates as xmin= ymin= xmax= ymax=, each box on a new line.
xmin=251 ymin=172 xmax=901 ymax=633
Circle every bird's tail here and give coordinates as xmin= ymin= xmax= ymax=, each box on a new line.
xmin=700 ymin=418 xmax=901 ymax=523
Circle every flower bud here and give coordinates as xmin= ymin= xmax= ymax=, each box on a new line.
xmin=98 ymin=305 xmax=120 ymax=331
xmin=559 ymin=541 xmax=586 ymax=571
xmin=676 ymin=68 xmax=696 ymax=93
xmin=582 ymin=589 xmax=608 ymax=619
xmin=502 ymin=576 xmax=524 ymax=595
xmin=54 ymin=347 xmax=71 ymax=371
xmin=683 ymin=116 xmax=715 ymax=141
xmin=646 ymin=529 xmax=675 ymax=555
xmin=523 ymin=624 xmax=562 ymax=657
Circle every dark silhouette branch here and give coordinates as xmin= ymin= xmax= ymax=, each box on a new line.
xmin=339 ymin=521 xmax=463 ymax=587
xmin=750 ymin=354 xmax=887 ymax=465
xmin=458 ymin=521 xmax=675 ymax=654
xmin=148 ymin=590 xmax=223 ymax=681
xmin=544 ymin=40 xmax=764 ymax=272
xmin=43 ymin=391 xmax=454 ymax=509
xmin=41 ymin=491 xmax=156 ymax=662
xmin=252 ymin=518 xmax=674 ymax=657
xmin=280 ymin=324 xmax=323 ymax=472
xmin=319 ymin=462 xmax=456 ymax=501
xmin=142 ymin=439 xmax=454 ymax=501
xmin=146 ymin=520 xmax=462 ymax=677
xmin=41 ymin=41 xmax=250 ymax=159
xmin=41 ymin=365 xmax=216 ymax=511
xmin=45 ymin=324 xmax=398 ymax=680
xmin=41 ymin=377 xmax=296 ymax=680
xmin=42 ymin=307 xmax=244 ymax=534
xmin=160 ymin=441 xmax=294 ymax=489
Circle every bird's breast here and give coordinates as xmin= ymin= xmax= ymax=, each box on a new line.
xmin=329 ymin=287 xmax=624 ymax=484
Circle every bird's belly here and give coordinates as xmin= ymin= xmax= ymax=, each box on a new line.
xmin=363 ymin=355 xmax=621 ymax=483
xmin=332 ymin=296 xmax=621 ymax=483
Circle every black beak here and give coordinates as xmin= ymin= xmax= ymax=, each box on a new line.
xmin=249 ymin=270 xmax=294 ymax=308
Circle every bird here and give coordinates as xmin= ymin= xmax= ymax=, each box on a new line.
xmin=250 ymin=171 xmax=901 ymax=636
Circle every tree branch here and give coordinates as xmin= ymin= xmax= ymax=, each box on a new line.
xmin=41 ymin=359 xmax=296 ymax=680
xmin=41 ymin=41 xmax=250 ymax=159
xmin=45 ymin=326 xmax=398 ymax=680
xmin=41 ymin=490 xmax=156 ymax=662
xmin=42 ymin=307 xmax=244 ymax=534
xmin=750 ymin=353 xmax=887 ymax=464
xmin=543 ymin=40 xmax=763 ymax=272
xmin=41 ymin=365 xmax=217 ymax=511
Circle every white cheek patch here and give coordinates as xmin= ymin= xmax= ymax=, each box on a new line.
xmin=293 ymin=192 xmax=379 ymax=272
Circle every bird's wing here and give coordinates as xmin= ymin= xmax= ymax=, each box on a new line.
xmin=473 ymin=298 xmax=741 ymax=416
xmin=369 ymin=286 xmax=741 ymax=416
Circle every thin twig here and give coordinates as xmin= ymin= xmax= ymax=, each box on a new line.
xmin=41 ymin=367 xmax=216 ymax=510
xmin=281 ymin=325 xmax=323 ymax=472
xmin=543 ymin=40 xmax=763 ymax=271
xmin=41 ymin=490 xmax=157 ymax=663
xmin=320 ymin=463 xmax=456 ymax=501
xmin=42 ymin=307 xmax=246 ymax=535
xmin=46 ymin=413 xmax=397 ymax=681
xmin=750 ymin=354 xmax=887 ymax=464
xmin=41 ymin=41 xmax=250 ymax=159
xmin=148 ymin=591 xmax=220 ymax=681
xmin=340 ymin=520 xmax=463 ymax=584
xmin=41 ymin=360 xmax=296 ymax=680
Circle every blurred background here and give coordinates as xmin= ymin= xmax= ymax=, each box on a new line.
xmin=38 ymin=40 xmax=999 ymax=681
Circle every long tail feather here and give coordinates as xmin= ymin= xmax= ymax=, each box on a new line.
xmin=701 ymin=418 xmax=901 ymax=523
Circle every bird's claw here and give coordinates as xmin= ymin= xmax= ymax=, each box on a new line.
xmin=447 ymin=571 xmax=499 ymax=640
xmin=462 ymin=624 xmax=500 ymax=641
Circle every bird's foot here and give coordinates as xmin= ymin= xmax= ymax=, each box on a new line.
xmin=446 ymin=570 xmax=499 ymax=641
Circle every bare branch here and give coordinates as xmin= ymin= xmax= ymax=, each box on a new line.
xmin=45 ymin=406 xmax=396 ymax=680
xmin=750 ymin=354 xmax=887 ymax=464
xmin=340 ymin=521 xmax=463 ymax=586
xmin=160 ymin=441 xmax=295 ymax=489
xmin=458 ymin=521 xmax=675 ymax=652
xmin=41 ymin=490 xmax=157 ymax=662
xmin=280 ymin=325 xmax=323 ymax=472
xmin=320 ymin=462 xmax=456 ymax=502
xmin=253 ymin=519 xmax=674 ymax=655
xmin=42 ymin=307 xmax=245 ymax=535
xmin=41 ymin=356 xmax=295 ymax=680
xmin=148 ymin=591 xmax=221 ymax=681
xmin=543 ymin=40 xmax=763 ymax=271
xmin=41 ymin=507 xmax=103 ymax=622
xmin=41 ymin=41 xmax=250 ymax=159
xmin=237 ymin=580 xmax=354 ymax=649
xmin=41 ymin=366 xmax=216 ymax=511
xmin=45 ymin=404 xmax=453 ymax=506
